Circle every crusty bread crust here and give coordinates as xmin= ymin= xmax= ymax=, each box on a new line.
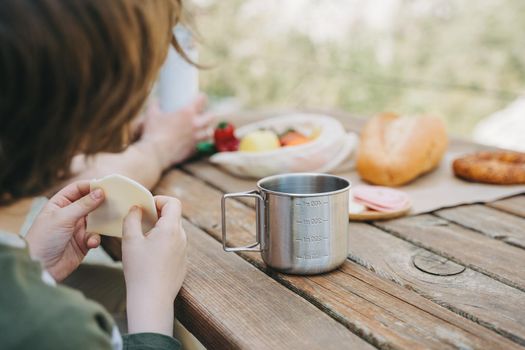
xmin=453 ymin=151 xmax=525 ymax=184
xmin=356 ymin=113 xmax=448 ymax=186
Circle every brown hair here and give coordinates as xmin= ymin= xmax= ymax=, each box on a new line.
xmin=0 ymin=0 xmax=182 ymax=203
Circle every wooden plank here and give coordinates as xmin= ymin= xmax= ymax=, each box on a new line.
xmin=184 ymin=161 xmax=255 ymax=194
xmin=488 ymin=195 xmax=525 ymax=218
xmin=435 ymin=204 xmax=525 ymax=249
xmin=156 ymin=170 xmax=523 ymax=350
xmin=181 ymin=162 xmax=525 ymax=344
xmin=183 ymin=162 xmax=525 ymax=288
xmin=347 ymin=222 xmax=525 ymax=346
xmin=178 ymin=219 xmax=373 ymax=350
xmin=375 ymin=215 xmax=525 ymax=292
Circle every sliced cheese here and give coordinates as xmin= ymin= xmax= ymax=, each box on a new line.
xmin=86 ymin=174 xmax=157 ymax=237
xmin=348 ymin=200 xmax=366 ymax=215
xmin=348 ymin=190 xmax=366 ymax=214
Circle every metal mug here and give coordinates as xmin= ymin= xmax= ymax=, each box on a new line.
xmin=221 ymin=173 xmax=350 ymax=275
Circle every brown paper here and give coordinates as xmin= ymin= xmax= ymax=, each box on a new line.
xmin=340 ymin=144 xmax=525 ymax=215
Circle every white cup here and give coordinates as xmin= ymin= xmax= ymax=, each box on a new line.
xmin=158 ymin=26 xmax=199 ymax=112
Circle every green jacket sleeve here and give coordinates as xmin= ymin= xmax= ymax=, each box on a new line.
xmin=0 ymin=243 xmax=115 ymax=349
xmin=0 ymin=239 xmax=180 ymax=350
xmin=123 ymin=333 xmax=181 ymax=350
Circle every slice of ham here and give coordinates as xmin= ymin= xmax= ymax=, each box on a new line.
xmin=353 ymin=185 xmax=411 ymax=212
xmin=354 ymin=197 xmax=410 ymax=212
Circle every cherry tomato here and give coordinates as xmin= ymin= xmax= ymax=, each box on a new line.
xmin=214 ymin=121 xmax=239 ymax=152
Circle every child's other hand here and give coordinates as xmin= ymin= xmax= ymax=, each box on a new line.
xmin=142 ymin=94 xmax=214 ymax=168
xmin=25 ymin=181 xmax=105 ymax=282
xmin=122 ymin=195 xmax=187 ymax=336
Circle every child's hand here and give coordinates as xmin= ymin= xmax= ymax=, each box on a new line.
xmin=142 ymin=94 xmax=214 ymax=168
xmin=122 ymin=195 xmax=187 ymax=336
xmin=25 ymin=181 xmax=105 ymax=282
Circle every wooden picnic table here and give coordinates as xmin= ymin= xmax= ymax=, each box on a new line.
xmin=104 ymin=110 xmax=525 ymax=350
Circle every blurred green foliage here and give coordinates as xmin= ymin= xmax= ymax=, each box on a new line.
xmin=194 ymin=0 xmax=525 ymax=136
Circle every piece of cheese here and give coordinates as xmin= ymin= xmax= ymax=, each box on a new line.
xmin=86 ymin=174 xmax=158 ymax=237
xmin=348 ymin=200 xmax=366 ymax=214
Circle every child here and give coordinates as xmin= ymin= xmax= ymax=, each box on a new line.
xmin=0 ymin=0 xmax=194 ymax=348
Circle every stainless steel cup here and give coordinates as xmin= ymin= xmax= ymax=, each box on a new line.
xmin=221 ymin=173 xmax=350 ymax=275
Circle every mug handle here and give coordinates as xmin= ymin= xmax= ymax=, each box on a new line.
xmin=221 ymin=190 xmax=264 ymax=252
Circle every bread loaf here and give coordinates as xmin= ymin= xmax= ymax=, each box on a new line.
xmin=356 ymin=113 xmax=448 ymax=186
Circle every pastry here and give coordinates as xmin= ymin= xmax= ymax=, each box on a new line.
xmin=452 ymin=151 xmax=525 ymax=184
xmin=357 ymin=113 xmax=448 ymax=186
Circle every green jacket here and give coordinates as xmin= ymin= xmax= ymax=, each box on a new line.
xmin=0 ymin=233 xmax=180 ymax=350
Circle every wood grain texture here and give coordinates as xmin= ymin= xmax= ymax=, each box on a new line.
xmin=178 ymin=219 xmax=373 ymax=350
xmin=347 ymin=222 xmax=525 ymax=346
xmin=488 ymin=195 xmax=525 ymax=218
xmin=185 ymin=160 xmax=255 ymax=194
xmin=375 ymin=215 xmax=525 ymax=291
xmin=411 ymin=250 xmax=466 ymax=276
xmin=184 ymin=158 xmax=354 ymax=201
xmin=435 ymin=204 xmax=525 ymax=249
xmin=192 ymin=161 xmax=525 ymax=344
xmin=156 ymin=170 xmax=523 ymax=350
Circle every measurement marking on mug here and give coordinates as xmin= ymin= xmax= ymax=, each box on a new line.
xmin=295 ymin=200 xmax=329 ymax=208
xmin=295 ymin=218 xmax=330 ymax=225
xmin=296 ymin=254 xmax=330 ymax=260
xmin=295 ymin=241 xmax=330 ymax=259
xmin=295 ymin=236 xmax=328 ymax=242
